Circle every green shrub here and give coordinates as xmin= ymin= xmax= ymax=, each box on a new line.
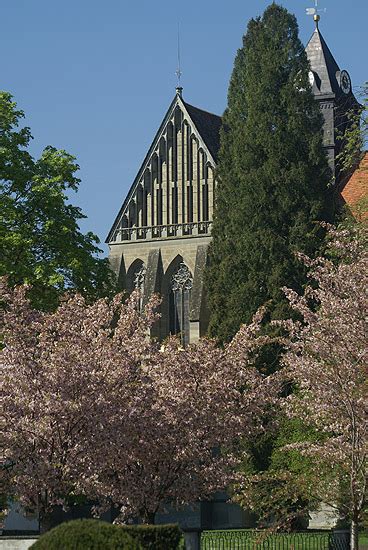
xmin=120 ymin=524 xmax=183 ymax=550
xmin=30 ymin=519 xmax=141 ymax=550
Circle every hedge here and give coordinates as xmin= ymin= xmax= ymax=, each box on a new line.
xmin=120 ymin=524 xmax=183 ymax=549
xmin=30 ymin=519 xmax=141 ymax=550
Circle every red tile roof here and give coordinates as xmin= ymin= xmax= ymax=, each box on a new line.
xmin=341 ymin=152 xmax=368 ymax=220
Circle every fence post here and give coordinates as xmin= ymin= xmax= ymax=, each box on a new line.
xmin=182 ymin=528 xmax=201 ymax=550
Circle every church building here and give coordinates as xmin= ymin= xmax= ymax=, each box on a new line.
xmin=107 ymin=24 xmax=359 ymax=349
xmin=3 ymin=20 xmax=364 ymax=539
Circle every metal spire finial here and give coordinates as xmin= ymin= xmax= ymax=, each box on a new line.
xmin=306 ymin=0 xmax=326 ymax=29
xmin=175 ymin=22 xmax=183 ymax=96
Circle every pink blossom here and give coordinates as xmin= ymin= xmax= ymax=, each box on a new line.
xmin=278 ymin=226 xmax=367 ymax=549
xmin=1 ymin=280 xmax=275 ymax=524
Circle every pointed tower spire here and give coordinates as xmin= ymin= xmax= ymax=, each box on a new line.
xmin=305 ymin=28 xmax=341 ymax=95
xmin=304 ymin=15 xmax=358 ymax=186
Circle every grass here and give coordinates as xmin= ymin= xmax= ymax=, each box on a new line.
xmin=359 ymin=532 xmax=368 ymax=550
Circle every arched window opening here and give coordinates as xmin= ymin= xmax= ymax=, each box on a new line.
xmin=169 ymin=290 xmax=180 ymax=336
xmin=202 ymin=183 xmax=209 ymax=221
xmin=143 ymin=171 xmax=150 ymax=227
xmin=169 ymin=262 xmax=193 ymax=346
xmin=159 ymin=137 xmax=166 ymax=166
xmin=172 ymin=187 xmax=178 ymax=224
xmin=156 ymin=188 xmax=163 ymax=226
xmin=174 ymin=106 xmax=183 ymax=130
xmin=167 ymin=122 xmax=173 ymax=147
xmin=128 ymin=202 xmax=136 ymax=228
xmin=133 ymin=263 xmax=146 ymax=293
xmin=136 ymin=185 xmax=143 ymax=227
xmin=127 ymin=260 xmax=146 ymax=311
xmin=201 ymin=151 xmax=207 ymax=179
xmin=187 ymin=185 xmax=193 ymax=223
xmin=116 ymin=215 xmax=128 ymax=241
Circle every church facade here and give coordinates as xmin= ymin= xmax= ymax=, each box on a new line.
xmin=107 ymin=92 xmax=221 ymax=344
xmin=107 ymin=26 xmax=358 ymax=348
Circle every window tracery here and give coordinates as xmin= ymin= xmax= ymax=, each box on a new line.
xmin=169 ymin=262 xmax=193 ymax=346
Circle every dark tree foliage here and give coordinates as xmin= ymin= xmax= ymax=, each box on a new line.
xmin=206 ymin=4 xmax=334 ymax=346
xmin=0 ymin=92 xmax=116 ymax=310
xmin=119 ymin=524 xmax=183 ymax=550
xmin=235 ymin=417 xmax=325 ymax=531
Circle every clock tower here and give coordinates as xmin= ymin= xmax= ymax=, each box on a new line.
xmin=306 ymin=27 xmax=360 ymax=188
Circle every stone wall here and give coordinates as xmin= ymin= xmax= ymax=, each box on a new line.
xmin=0 ymin=537 xmax=38 ymax=550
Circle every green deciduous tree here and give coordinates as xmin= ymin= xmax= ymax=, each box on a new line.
xmin=235 ymin=226 xmax=367 ymax=539
xmin=337 ymin=83 xmax=367 ymax=175
xmin=337 ymin=83 xmax=368 ymax=222
xmin=206 ymin=3 xmax=334 ymax=346
xmin=0 ymin=91 xmax=116 ymax=310
xmin=235 ymin=417 xmax=326 ymax=531
xmin=279 ymin=225 xmax=367 ymax=550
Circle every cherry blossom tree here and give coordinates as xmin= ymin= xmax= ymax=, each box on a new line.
xmin=67 ymin=309 xmax=277 ymax=524
xmin=1 ymin=279 xmax=276 ymax=527
xmin=280 ymin=226 xmax=367 ymax=550
xmin=104 ymin=313 xmax=276 ymax=524
xmin=0 ymin=281 xmax=160 ymax=530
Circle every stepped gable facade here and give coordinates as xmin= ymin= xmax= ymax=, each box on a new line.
xmin=107 ymin=28 xmax=360 ymax=346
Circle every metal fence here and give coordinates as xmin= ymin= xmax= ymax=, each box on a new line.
xmin=200 ymin=530 xmax=350 ymax=550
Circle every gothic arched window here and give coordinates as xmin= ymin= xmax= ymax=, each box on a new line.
xmin=127 ymin=260 xmax=146 ymax=311
xmin=169 ymin=262 xmax=193 ymax=346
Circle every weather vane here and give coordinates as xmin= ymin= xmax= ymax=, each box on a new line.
xmin=175 ymin=22 xmax=183 ymax=95
xmin=306 ymin=0 xmax=326 ymax=28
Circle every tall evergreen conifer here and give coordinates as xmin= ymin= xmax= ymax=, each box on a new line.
xmin=206 ymin=4 xmax=334 ymax=345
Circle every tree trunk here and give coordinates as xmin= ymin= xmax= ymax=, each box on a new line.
xmin=350 ymin=518 xmax=359 ymax=550
xmin=142 ymin=510 xmax=156 ymax=524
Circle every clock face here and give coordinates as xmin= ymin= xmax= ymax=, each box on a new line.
xmin=340 ymin=70 xmax=351 ymax=94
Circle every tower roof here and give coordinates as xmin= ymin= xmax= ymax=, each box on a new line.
xmin=305 ymin=28 xmax=341 ymax=96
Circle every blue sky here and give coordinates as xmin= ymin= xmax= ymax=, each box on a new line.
xmin=1 ymin=0 xmax=367 ymax=254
